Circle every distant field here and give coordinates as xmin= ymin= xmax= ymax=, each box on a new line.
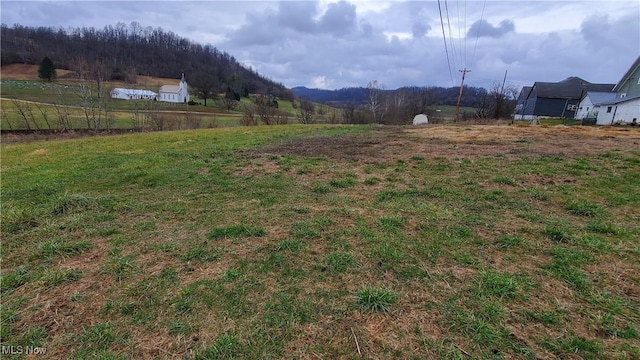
xmin=2 ymin=124 xmax=639 ymax=359
xmin=0 ymin=78 xmax=324 ymax=131
xmin=2 ymin=64 xmax=485 ymax=132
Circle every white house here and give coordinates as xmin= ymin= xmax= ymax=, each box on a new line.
xmin=110 ymin=88 xmax=157 ymax=100
xmin=159 ymin=73 xmax=189 ymax=103
xmin=596 ymin=56 xmax=640 ymax=125
xmin=596 ymin=95 xmax=640 ymax=125
xmin=574 ymin=91 xmax=615 ymax=120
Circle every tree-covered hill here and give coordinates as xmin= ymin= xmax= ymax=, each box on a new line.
xmin=0 ymin=22 xmax=291 ymax=99
xmin=292 ymin=85 xmax=487 ymax=108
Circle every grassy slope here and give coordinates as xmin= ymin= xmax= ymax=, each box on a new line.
xmin=0 ymin=65 xmax=333 ymax=130
xmin=0 ymin=81 xmax=328 ymax=130
xmin=2 ymin=125 xmax=640 ymax=359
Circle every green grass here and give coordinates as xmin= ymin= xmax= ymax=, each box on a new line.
xmin=566 ymin=200 xmax=606 ymax=217
xmin=2 ymin=124 xmax=639 ymax=359
xmin=356 ymin=287 xmax=398 ymax=313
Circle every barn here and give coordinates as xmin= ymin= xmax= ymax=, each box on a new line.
xmin=595 ymin=56 xmax=640 ymax=125
xmin=513 ymin=77 xmax=614 ymax=120
xmin=110 ymin=88 xmax=157 ymax=100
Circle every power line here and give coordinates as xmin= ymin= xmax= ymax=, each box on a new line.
xmin=464 ymin=0 xmax=467 ymax=67
xmin=443 ymin=0 xmax=459 ymax=72
xmin=470 ymin=0 xmax=487 ymax=70
xmin=437 ymin=0 xmax=454 ymax=84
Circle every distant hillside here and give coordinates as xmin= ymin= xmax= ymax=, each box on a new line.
xmin=0 ymin=23 xmax=290 ymax=99
xmin=292 ymin=85 xmax=486 ymax=107
xmin=291 ymin=87 xmax=368 ymax=105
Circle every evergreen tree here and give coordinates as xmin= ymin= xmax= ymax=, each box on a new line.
xmin=37 ymin=56 xmax=57 ymax=81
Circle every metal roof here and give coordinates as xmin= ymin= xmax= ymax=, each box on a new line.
xmin=528 ymin=77 xmax=615 ymax=99
xmin=597 ymin=92 xmax=640 ymax=105
xmin=584 ymin=91 xmax=616 ymax=104
xmin=112 ymin=88 xmax=157 ymax=96
xmin=613 ymin=55 xmax=640 ymax=93
xmin=159 ymin=85 xmax=180 ymax=93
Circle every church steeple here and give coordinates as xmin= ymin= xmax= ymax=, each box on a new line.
xmin=179 ymin=73 xmax=189 ymax=103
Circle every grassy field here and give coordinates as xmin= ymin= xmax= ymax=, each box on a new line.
xmin=0 ymin=98 xmax=245 ymax=131
xmin=0 ymin=79 xmax=335 ymax=131
xmin=0 ymin=64 xmax=340 ymax=131
xmin=1 ymin=124 xmax=639 ymax=359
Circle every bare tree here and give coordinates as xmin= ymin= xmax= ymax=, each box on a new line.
xmin=475 ymin=83 xmax=519 ymax=120
xmin=341 ymin=105 xmax=355 ymax=124
xmin=383 ymin=89 xmax=412 ymax=125
xmin=254 ymin=95 xmax=279 ymax=125
xmin=72 ymin=58 xmax=106 ymax=130
xmin=130 ymin=100 xmax=147 ymax=131
xmin=11 ymin=99 xmax=37 ymax=130
xmin=221 ymin=87 xmax=240 ymax=110
xmin=241 ymin=103 xmax=257 ymax=126
xmin=365 ymin=80 xmax=385 ymax=123
xmin=273 ymin=110 xmax=289 ymax=125
xmin=93 ymin=60 xmax=109 ymax=98
xmin=191 ymin=72 xmax=218 ymax=106
xmin=297 ymin=98 xmax=315 ymax=124
xmin=53 ymin=89 xmax=73 ymax=130
xmin=34 ymin=103 xmax=52 ymax=129
xmin=1 ymin=106 xmax=13 ymax=130
xmin=327 ymin=110 xmax=340 ymax=124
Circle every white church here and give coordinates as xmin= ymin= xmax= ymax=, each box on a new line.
xmin=158 ymin=73 xmax=189 ymax=103
xmin=110 ymin=73 xmax=189 ymax=103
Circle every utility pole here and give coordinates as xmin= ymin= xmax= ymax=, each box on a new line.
xmin=454 ymin=68 xmax=471 ymax=122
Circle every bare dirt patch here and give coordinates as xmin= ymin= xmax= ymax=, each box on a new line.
xmin=251 ymin=125 xmax=640 ymax=161
xmin=1 ymin=63 xmax=180 ymax=86
xmin=1 ymin=63 xmax=74 ymax=80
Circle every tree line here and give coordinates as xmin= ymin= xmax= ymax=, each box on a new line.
xmin=293 ymin=81 xmax=519 ymax=125
xmin=1 ymin=22 xmax=290 ymax=99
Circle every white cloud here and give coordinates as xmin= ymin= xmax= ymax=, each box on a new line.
xmin=312 ymin=75 xmax=330 ymax=89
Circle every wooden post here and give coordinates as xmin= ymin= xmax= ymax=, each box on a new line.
xmin=455 ymin=68 xmax=471 ymax=122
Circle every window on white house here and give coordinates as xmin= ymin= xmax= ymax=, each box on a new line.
xmin=620 ymin=93 xmax=626 ymax=98
xmin=607 ymin=106 xmax=612 ymax=113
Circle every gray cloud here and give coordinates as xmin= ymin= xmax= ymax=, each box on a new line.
xmin=581 ymin=12 xmax=640 ymax=54
xmin=1 ymin=1 xmax=638 ymax=90
xmin=275 ymin=1 xmax=318 ymax=33
xmin=412 ymin=22 xmax=431 ymax=38
xmin=319 ymin=1 xmax=357 ymax=36
xmin=467 ymin=19 xmax=515 ymax=38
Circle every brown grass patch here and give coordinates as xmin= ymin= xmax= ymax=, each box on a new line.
xmin=253 ymin=125 xmax=640 ymax=161
xmin=1 ymin=64 xmax=183 ymax=87
xmin=1 ymin=63 xmax=74 ymax=80
xmin=28 ymin=148 xmax=49 ymax=156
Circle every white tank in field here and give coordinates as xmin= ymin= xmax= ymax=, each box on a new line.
xmin=412 ymin=114 xmax=429 ymax=125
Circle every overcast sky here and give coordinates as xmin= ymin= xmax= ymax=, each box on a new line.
xmin=2 ymin=1 xmax=639 ymax=90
